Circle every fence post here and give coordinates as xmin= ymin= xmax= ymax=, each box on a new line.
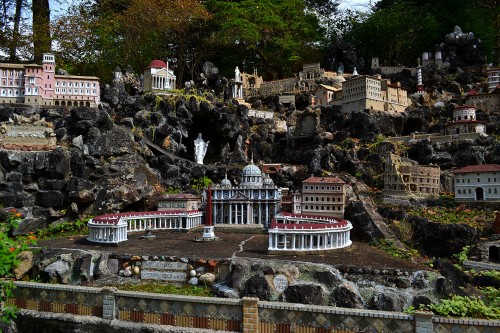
xmin=414 ymin=311 xmax=433 ymax=333
xmin=242 ymin=297 xmax=260 ymax=333
xmin=101 ymin=287 xmax=117 ymax=320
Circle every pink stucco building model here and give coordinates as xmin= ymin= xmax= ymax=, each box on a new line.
xmin=0 ymin=53 xmax=100 ymax=107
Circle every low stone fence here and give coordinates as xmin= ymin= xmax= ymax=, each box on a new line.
xmin=463 ymin=260 xmax=500 ymax=271
xmin=383 ymin=196 xmax=411 ymax=206
xmin=385 ymin=132 xmax=482 ymax=144
xmin=6 ymin=282 xmax=500 ymax=333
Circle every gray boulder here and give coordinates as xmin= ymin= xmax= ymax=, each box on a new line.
xmin=331 ymin=282 xmax=364 ymax=309
xmin=284 ymin=283 xmax=324 ymax=305
xmin=242 ymin=275 xmax=271 ymax=301
xmin=44 ymin=260 xmax=71 ymax=284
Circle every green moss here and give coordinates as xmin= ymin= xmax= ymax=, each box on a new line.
xmin=119 ymin=282 xmax=212 ymax=296
xmin=408 ymin=206 xmax=494 ymax=229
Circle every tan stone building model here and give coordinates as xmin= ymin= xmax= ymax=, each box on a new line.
xmin=384 ymin=153 xmax=440 ymax=198
xmin=301 ymin=176 xmax=346 ymax=218
xmin=156 ymin=193 xmax=200 ymax=211
xmin=341 ymin=75 xmax=409 ymax=113
xmin=314 ymin=84 xmax=342 ymax=106
xmin=465 ymin=88 xmax=500 ymax=113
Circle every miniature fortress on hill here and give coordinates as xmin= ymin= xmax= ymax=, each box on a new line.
xmin=87 ymin=160 xmax=353 ymax=253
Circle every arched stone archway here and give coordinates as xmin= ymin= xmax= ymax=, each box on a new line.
xmin=475 ymin=187 xmax=484 ymax=201
xmin=55 ymin=101 xmax=60 ymax=106
xmin=61 ymin=101 xmax=66 ymax=106
xmin=489 ymin=246 xmax=500 ymax=262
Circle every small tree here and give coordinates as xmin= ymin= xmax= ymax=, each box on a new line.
xmin=192 ymin=176 xmax=213 ymax=192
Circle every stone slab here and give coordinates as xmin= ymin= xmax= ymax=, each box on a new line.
xmin=141 ymin=270 xmax=187 ymax=282
xmin=141 ymin=261 xmax=188 ymax=271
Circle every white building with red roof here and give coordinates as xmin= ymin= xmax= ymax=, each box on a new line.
xmin=268 ymin=212 xmax=352 ymax=254
xmin=143 ymin=60 xmax=176 ymax=92
xmin=87 ymin=209 xmax=203 ymax=244
xmin=301 ymin=176 xmax=346 ymax=218
xmin=453 ymin=164 xmax=500 ymax=202
xmin=445 ymin=105 xmax=486 ymax=136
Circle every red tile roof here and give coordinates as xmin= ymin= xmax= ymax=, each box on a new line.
xmin=453 ymin=164 xmax=500 ymax=174
xmin=302 ymin=176 xmax=345 ymax=184
xmin=445 ymin=120 xmax=486 ymax=126
xmin=271 ymin=212 xmax=349 ymax=229
xmin=91 ymin=210 xmax=202 ymax=224
xmin=148 ymin=60 xmax=167 ymax=68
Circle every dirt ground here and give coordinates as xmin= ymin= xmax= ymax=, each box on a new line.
xmin=37 ymin=228 xmax=424 ymax=271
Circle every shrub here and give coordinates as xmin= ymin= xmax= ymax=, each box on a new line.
xmin=0 ymin=209 xmax=36 ymax=324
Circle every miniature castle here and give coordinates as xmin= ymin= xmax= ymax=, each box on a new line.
xmin=0 ymin=53 xmax=100 ymax=107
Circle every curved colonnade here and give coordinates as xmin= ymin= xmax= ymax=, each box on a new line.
xmin=87 ymin=210 xmax=203 ymax=244
xmin=268 ymin=212 xmax=352 ymax=254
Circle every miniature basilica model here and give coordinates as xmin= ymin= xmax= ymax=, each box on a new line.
xmin=211 ymin=160 xmax=281 ymax=228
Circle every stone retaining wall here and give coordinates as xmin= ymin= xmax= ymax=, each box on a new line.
xmin=6 ymin=282 xmax=500 ymax=333
xmin=385 ymin=132 xmax=482 ymax=144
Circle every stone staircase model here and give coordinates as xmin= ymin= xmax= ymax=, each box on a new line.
xmin=343 ymin=173 xmax=405 ymax=249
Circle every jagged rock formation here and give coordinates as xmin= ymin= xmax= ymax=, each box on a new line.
xmin=0 ymin=67 xmax=499 ymax=234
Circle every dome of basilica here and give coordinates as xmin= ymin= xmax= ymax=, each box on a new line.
xmin=242 ymin=163 xmax=262 ymax=176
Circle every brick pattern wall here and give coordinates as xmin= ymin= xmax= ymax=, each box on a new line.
xmin=114 ymin=290 xmax=242 ymax=331
xmin=8 ymin=282 xmax=500 ymax=333
xmin=258 ymin=301 xmax=414 ymax=333
xmin=6 ymin=282 xmax=103 ymax=317
xmin=433 ymin=317 xmax=500 ymax=333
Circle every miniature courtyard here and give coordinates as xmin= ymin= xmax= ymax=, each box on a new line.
xmin=37 ymin=229 xmax=422 ymax=271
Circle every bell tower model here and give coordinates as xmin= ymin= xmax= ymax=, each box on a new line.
xmin=42 ymin=53 xmax=55 ymax=103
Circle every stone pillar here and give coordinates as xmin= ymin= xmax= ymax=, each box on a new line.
xmin=242 ymin=297 xmax=259 ymax=333
xmin=235 ymin=204 xmax=239 ymax=224
xmin=414 ymin=311 xmax=433 ymax=333
xmin=102 ymin=287 xmax=117 ymax=320
xmin=229 ymin=203 xmax=233 ymax=224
